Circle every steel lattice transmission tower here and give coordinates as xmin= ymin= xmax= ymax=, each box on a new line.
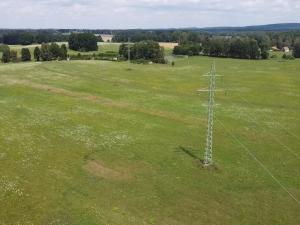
xmin=204 ymin=61 xmax=217 ymax=166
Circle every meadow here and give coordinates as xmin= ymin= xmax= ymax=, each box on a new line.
xmin=0 ymin=55 xmax=299 ymax=225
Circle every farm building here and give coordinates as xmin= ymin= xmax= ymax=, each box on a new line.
xmin=271 ymin=46 xmax=280 ymax=51
xmin=159 ymin=42 xmax=179 ymax=49
xmin=282 ymin=47 xmax=290 ymax=52
xmin=97 ymin=34 xmax=114 ymax=42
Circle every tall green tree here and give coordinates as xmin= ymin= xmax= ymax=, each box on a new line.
xmin=21 ymin=48 xmax=31 ymax=61
xmin=34 ymin=47 xmax=41 ymax=61
xmin=69 ymin=33 xmax=98 ymax=52
xmin=40 ymin=44 xmax=52 ymax=61
xmin=261 ymin=50 xmax=270 ymax=59
xmin=248 ymin=39 xmax=261 ymax=59
xmin=10 ymin=50 xmax=18 ymax=62
xmin=49 ymin=43 xmax=61 ymax=59
xmin=60 ymin=44 xmax=68 ymax=60
xmin=293 ymin=40 xmax=300 ymax=58
xmin=119 ymin=43 xmax=133 ymax=60
xmin=0 ymin=44 xmax=10 ymax=53
xmin=255 ymin=34 xmax=271 ymax=52
xmin=1 ymin=49 xmax=10 ymax=63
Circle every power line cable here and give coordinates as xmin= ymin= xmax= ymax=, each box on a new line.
xmin=235 ymin=94 xmax=300 ymax=159
xmin=237 ymin=93 xmax=300 ymax=142
xmin=217 ymin=118 xmax=300 ymax=206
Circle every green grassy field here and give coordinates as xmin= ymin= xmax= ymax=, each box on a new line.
xmin=0 ymin=56 xmax=299 ymax=225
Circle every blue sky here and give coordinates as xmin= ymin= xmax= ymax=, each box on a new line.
xmin=0 ymin=0 xmax=299 ymax=29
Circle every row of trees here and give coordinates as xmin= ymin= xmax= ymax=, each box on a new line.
xmin=119 ymin=40 xmax=165 ymax=63
xmin=1 ymin=43 xmax=68 ymax=63
xmin=1 ymin=47 xmax=32 ymax=63
xmin=112 ymin=30 xmax=300 ymax=49
xmin=268 ymin=31 xmax=300 ymax=49
xmin=36 ymin=43 xmax=68 ymax=61
xmin=1 ymin=31 xmax=101 ymax=52
xmin=173 ymin=38 xmax=269 ymax=59
xmin=2 ymin=37 xmax=299 ymax=64
xmin=1 ymin=29 xmax=300 ymax=49
xmin=202 ymin=38 xmax=269 ymax=59
xmin=173 ymin=37 xmax=300 ymax=59
xmin=173 ymin=43 xmax=202 ymax=56
xmin=113 ymin=30 xmax=204 ymax=43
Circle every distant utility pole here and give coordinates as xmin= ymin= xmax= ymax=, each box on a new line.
xmin=203 ymin=61 xmax=217 ymax=166
xmin=128 ymin=38 xmax=131 ymax=65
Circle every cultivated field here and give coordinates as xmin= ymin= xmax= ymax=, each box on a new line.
xmin=159 ymin=42 xmax=179 ymax=49
xmin=0 ymin=56 xmax=299 ymax=225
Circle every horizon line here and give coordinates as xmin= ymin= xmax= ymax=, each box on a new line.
xmin=1 ymin=22 xmax=300 ymax=31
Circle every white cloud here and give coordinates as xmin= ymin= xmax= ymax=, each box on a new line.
xmin=0 ymin=0 xmax=299 ymax=28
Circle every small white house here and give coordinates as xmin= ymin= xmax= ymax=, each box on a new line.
xmin=100 ymin=34 xmax=114 ymax=42
xmin=282 ymin=47 xmax=290 ymax=53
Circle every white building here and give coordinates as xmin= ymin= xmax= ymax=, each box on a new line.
xmin=95 ymin=34 xmax=114 ymax=42
xmin=282 ymin=47 xmax=290 ymax=53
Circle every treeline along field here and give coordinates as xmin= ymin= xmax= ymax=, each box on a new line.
xmin=1 ymin=28 xmax=300 ymax=50
xmin=1 ymin=29 xmax=300 ymax=62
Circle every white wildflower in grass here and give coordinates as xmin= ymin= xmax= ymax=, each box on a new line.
xmin=59 ymin=124 xmax=98 ymax=149
xmin=0 ymin=176 xmax=23 ymax=197
xmin=59 ymin=123 xmax=133 ymax=151
xmin=98 ymin=131 xmax=132 ymax=150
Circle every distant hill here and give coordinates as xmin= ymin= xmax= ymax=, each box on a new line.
xmin=1 ymin=23 xmax=300 ymax=34
xmin=194 ymin=23 xmax=300 ymax=33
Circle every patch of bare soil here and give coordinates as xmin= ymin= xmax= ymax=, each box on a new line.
xmin=83 ymin=160 xmax=132 ymax=181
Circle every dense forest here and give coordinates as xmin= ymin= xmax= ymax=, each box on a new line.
xmin=112 ymin=30 xmax=300 ymax=49
xmin=0 ymin=30 xmax=69 ymax=45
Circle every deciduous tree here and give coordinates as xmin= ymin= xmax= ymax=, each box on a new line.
xmin=10 ymin=50 xmax=18 ymax=62
xmin=1 ymin=50 xmax=10 ymax=63
xmin=41 ymin=44 xmax=52 ymax=61
xmin=60 ymin=44 xmax=68 ymax=60
xmin=21 ymin=48 xmax=31 ymax=61
xmin=293 ymin=40 xmax=300 ymax=58
xmin=34 ymin=47 xmax=41 ymax=61
xmin=69 ymin=33 xmax=98 ymax=52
